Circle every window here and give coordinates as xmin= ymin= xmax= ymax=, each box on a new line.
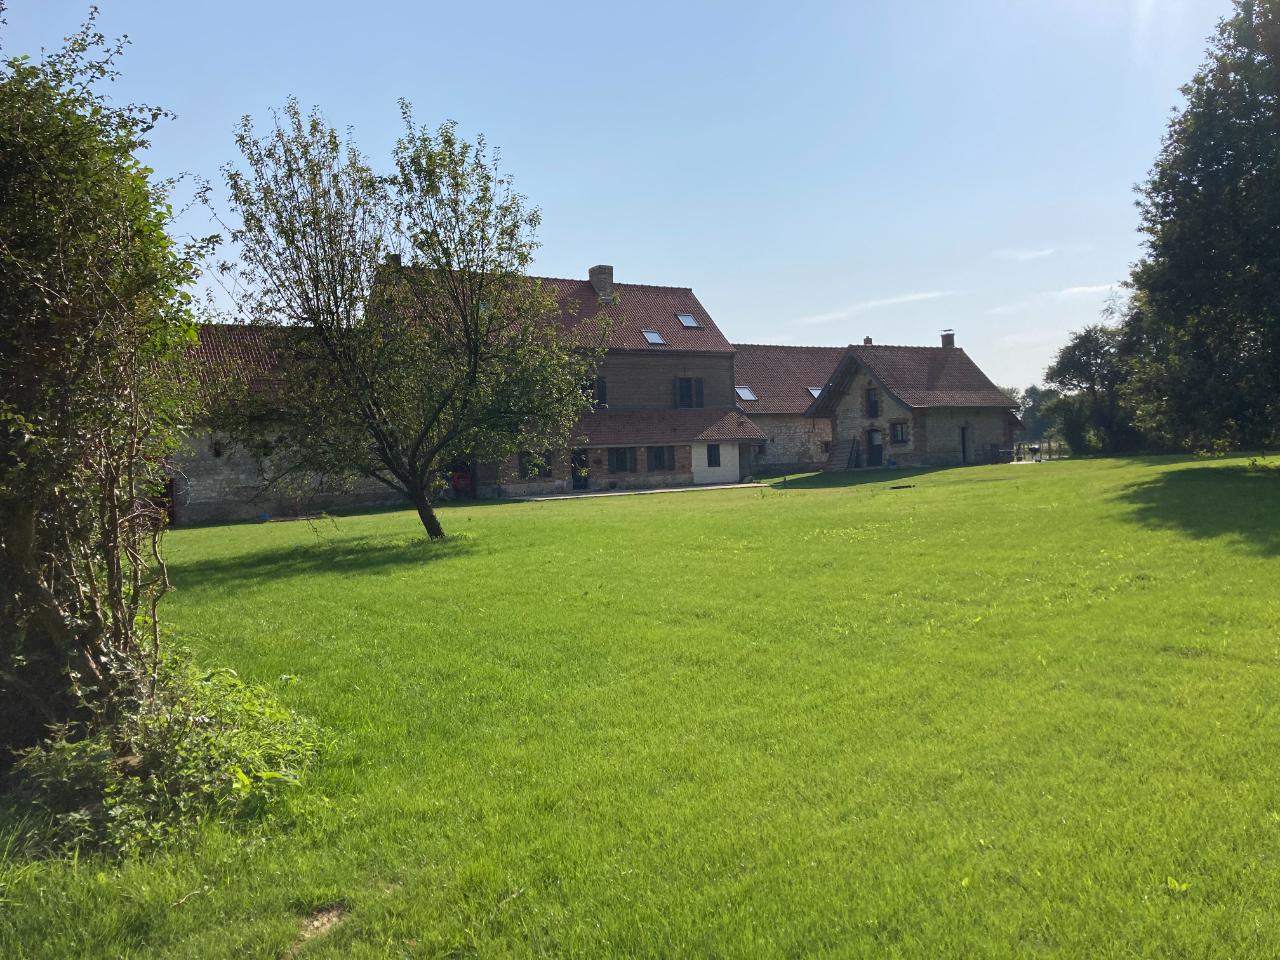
xmin=891 ymin=422 xmax=908 ymax=444
xmin=518 ymin=451 xmax=552 ymax=479
xmin=646 ymin=445 xmax=676 ymax=471
xmin=677 ymin=312 xmax=700 ymax=328
xmin=735 ymin=385 xmax=758 ymax=401
xmin=607 ymin=447 xmax=637 ymax=473
xmin=706 ymin=443 xmax=721 ymax=468
xmin=821 ymin=440 xmax=832 ymax=454
xmin=675 ymin=377 xmax=704 ymax=409
xmin=808 ymin=386 xmax=823 ymax=399
xmin=866 ymin=387 xmax=880 ymax=417
xmin=594 ymin=377 xmax=607 ymax=406
xmin=642 ymin=329 xmax=666 ymax=345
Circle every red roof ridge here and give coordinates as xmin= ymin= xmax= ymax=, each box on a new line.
xmin=534 ymin=275 xmax=694 ymax=292
xmin=732 ymin=342 xmax=843 ymax=350
xmin=849 ymin=343 xmax=966 ymax=351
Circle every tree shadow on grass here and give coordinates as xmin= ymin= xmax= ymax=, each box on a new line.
xmin=170 ymin=533 xmax=477 ymax=596
xmin=1116 ymin=464 xmax=1280 ymax=557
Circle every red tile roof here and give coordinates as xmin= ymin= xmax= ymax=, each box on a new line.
xmin=191 ymin=323 xmax=286 ymax=387
xmin=731 ymin=344 xmax=847 ymax=415
xmin=574 ymin=407 xmax=766 ymax=446
xmin=808 ymin=344 xmax=1017 ymax=414
xmin=191 ymin=273 xmax=733 ymax=381
xmin=540 ymin=277 xmax=733 ymax=354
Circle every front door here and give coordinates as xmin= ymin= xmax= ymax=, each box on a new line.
xmin=571 ymin=449 xmax=590 ymax=489
xmin=960 ymin=426 xmax=970 ymax=464
xmin=867 ymin=430 xmax=884 ymax=467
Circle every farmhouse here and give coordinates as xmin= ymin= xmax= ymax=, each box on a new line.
xmin=175 ymin=266 xmax=764 ymax=523
xmin=174 ymin=269 xmax=1016 ymax=524
xmin=806 ymin=332 xmax=1020 ymax=469
xmin=473 ymin=265 xmax=765 ymax=498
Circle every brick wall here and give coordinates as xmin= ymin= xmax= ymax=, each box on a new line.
xmin=749 ymin=414 xmax=833 ymax=472
xmin=596 ymin=351 xmax=735 ymax=409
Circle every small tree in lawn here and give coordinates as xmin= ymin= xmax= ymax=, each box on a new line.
xmin=220 ymin=102 xmax=606 ymax=539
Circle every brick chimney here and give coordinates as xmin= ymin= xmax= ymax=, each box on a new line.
xmin=589 ymin=264 xmax=614 ymax=303
xmin=863 ymin=336 xmax=873 ymax=345
xmin=941 ymin=329 xmax=955 ymax=348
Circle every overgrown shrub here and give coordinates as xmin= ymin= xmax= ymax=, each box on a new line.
xmin=4 ymin=654 xmax=320 ymax=855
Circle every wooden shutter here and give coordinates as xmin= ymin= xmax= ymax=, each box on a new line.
xmin=695 ymin=379 xmax=704 ymax=408
xmin=673 ymin=378 xmax=680 ymax=409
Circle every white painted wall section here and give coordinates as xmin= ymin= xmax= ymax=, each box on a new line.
xmin=691 ymin=441 xmax=740 ymax=484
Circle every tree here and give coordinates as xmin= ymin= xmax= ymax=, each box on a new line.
xmin=1124 ymin=0 xmax=1280 ymax=449
xmin=219 ymin=102 xmax=606 ymax=539
xmin=1010 ymin=385 xmax=1061 ymax=441
xmin=1044 ymin=324 xmax=1142 ymax=453
xmin=0 ymin=13 xmax=204 ymax=754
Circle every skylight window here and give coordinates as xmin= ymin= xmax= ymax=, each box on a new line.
xmin=677 ymin=313 xmax=700 ymax=328
xmin=808 ymin=387 xmax=823 ymax=398
xmin=735 ymin=386 xmax=758 ymax=401
xmin=642 ymin=329 xmax=666 ymax=345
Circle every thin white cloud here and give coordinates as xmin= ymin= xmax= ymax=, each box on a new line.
xmin=1053 ymin=283 xmax=1119 ymax=299
xmin=793 ymin=291 xmax=953 ymax=326
xmin=988 ymin=282 xmax=1122 ymax=316
xmin=996 ymin=247 xmax=1055 ymax=262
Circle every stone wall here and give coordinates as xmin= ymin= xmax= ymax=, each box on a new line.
xmin=171 ymin=432 xmax=405 ymax=526
xmin=917 ymin=408 xmax=1016 ymax=466
xmin=829 ymin=370 xmax=922 ymax=467
xmin=749 ymin=414 xmax=832 ymax=472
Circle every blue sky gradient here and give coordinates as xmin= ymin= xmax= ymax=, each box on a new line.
xmin=4 ymin=1 xmax=1228 ymax=385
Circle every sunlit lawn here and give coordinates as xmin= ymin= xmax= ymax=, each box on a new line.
xmin=3 ymin=455 xmax=1280 ymax=957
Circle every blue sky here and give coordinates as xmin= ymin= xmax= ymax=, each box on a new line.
xmin=4 ymin=1 xmax=1228 ymax=385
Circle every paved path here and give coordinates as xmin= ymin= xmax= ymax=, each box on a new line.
xmin=519 ymin=481 xmax=766 ymax=502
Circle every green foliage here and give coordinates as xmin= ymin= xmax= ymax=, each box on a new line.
xmin=0 ymin=10 xmax=210 ymax=752
xmin=217 ymin=101 xmax=607 ymax=539
xmin=1123 ymin=0 xmax=1280 ymax=448
xmin=1011 ymin=384 xmax=1061 ymax=441
xmin=6 ymin=653 xmax=319 ymax=856
xmin=1044 ymin=323 xmax=1143 ymax=452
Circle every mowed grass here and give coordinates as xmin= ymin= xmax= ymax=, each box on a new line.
xmin=4 ymin=455 xmax=1280 ymax=958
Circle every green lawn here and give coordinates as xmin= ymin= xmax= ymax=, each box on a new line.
xmin=4 ymin=455 xmax=1280 ymax=958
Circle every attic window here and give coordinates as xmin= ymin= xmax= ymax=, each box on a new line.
xmin=642 ymin=329 xmax=666 ymax=345
xmin=677 ymin=313 xmax=700 ymax=328
xmin=808 ymin=387 xmax=823 ymax=398
xmin=735 ymin=386 xmax=758 ymax=401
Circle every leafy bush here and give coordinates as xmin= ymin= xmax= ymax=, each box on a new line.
xmin=4 ymin=655 xmax=321 ymax=855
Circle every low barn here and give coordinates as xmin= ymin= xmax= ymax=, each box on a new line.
xmin=807 ymin=332 xmax=1020 ymax=469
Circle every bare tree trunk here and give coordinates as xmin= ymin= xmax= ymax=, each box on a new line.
xmin=410 ymin=490 xmax=446 ymax=540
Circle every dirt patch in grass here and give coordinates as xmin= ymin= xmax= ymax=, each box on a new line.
xmin=286 ymin=902 xmax=347 ymax=956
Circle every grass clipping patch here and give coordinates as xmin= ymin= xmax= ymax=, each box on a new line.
xmin=4 ymin=655 xmax=320 ymax=855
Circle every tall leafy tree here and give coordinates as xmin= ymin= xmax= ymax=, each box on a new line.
xmin=220 ymin=102 xmax=606 ymax=539
xmin=1125 ymin=0 xmax=1280 ymax=448
xmin=0 ymin=13 xmax=204 ymax=753
xmin=1044 ymin=324 xmax=1142 ymax=453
